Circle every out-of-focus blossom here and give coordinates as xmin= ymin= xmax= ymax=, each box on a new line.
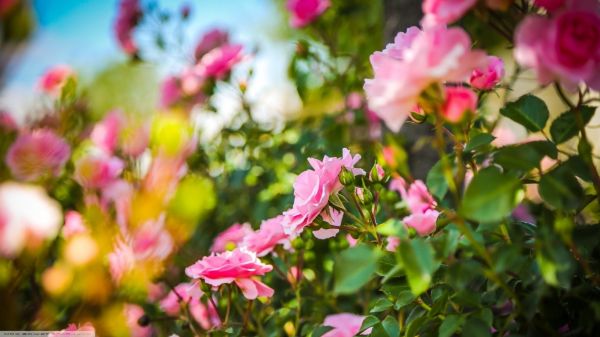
xmin=62 ymin=211 xmax=87 ymax=239
xmin=131 ymin=217 xmax=174 ymax=260
xmin=286 ymin=0 xmax=330 ymax=28
xmin=0 ymin=182 xmax=62 ymax=257
xmin=386 ymin=236 xmax=400 ymax=252
xmin=90 ymin=110 xmax=124 ymax=154
xmin=39 ymin=65 xmax=75 ymax=96
xmin=346 ymin=234 xmax=358 ymax=247
xmin=321 ymin=313 xmax=371 ymax=337
xmin=534 ymin=0 xmax=566 ymax=11
xmin=108 ymin=240 xmax=136 ymax=283
xmin=160 ymin=76 xmax=183 ymax=108
xmin=121 ymin=122 xmax=150 ymax=157
xmin=185 ymin=248 xmax=274 ymax=300
xmin=403 ymin=209 xmax=440 ymax=236
xmin=390 ymin=178 xmax=439 ymax=236
xmin=313 ymin=207 xmax=343 ymax=239
xmin=514 ymin=0 xmax=600 ymax=90
xmin=101 ymin=179 xmax=133 ymax=229
xmin=64 ymin=234 xmax=99 ymax=266
xmin=211 ymin=222 xmax=254 ymax=253
xmin=440 ymin=86 xmax=478 ymax=123
xmin=0 ymin=110 xmax=17 ymax=131
xmin=346 ymin=92 xmax=363 ymax=110
xmin=422 ymin=0 xmax=477 ymax=27
xmin=196 ymin=44 xmax=243 ymax=80
xmin=114 ymin=0 xmax=141 ymax=55
xmin=74 ymin=150 xmax=124 ymax=189
xmin=194 ymin=28 xmax=229 ymax=60
xmin=242 ymin=215 xmax=291 ymax=256
xmin=124 ymin=304 xmax=154 ymax=337
xmin=6 ymin=129 xmax=70 ymax=181
xmin=159 ymin=283 xmax=220 ymax=329
xmin=365 ymin=26 xmax=487 ymax=131
xmin=470 ymin=56 xmax=504 ymax=90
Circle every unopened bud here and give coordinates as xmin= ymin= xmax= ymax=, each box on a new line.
xmin=369 ymin=163 xmax=387 ymax=183
xmin=355 ymin=187 xmax=373 ymax=205
xmin=339 ymin=167 xmax=355 ymax=186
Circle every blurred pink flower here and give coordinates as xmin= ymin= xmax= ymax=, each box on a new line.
xmin=131 ymin=217 xmax=174 ymax=260
xmin=470 ymin=56 xmax=504 ymax=90
xmin=74 ymin=150 xmax=124 ymax=189
xmin=365 ymin=26 xmax=487 ymax=131
xmin=403 ymin=209 xmax=439 ymax=236
xmin=0 ymin=110 xmax=17 ymax=131
xmin=405 ymin=180 xmax=437 ymax=214
xmin=121 ymin=122 xmax=149 ymax=157
xmin=90 ymin=110 xmax=124 ymax=154
xmin=440 ymin=86 xmax=478 ymax=123
xmin=422 ymin=0 xmax=477 ymax=27
xmin=514 ymin=1 xmax=600 ymax=90
xmin=0 ymin=182 xmax=62 ymax=257
xmin=185 ymin=248 xmax=274 ymax=300
xmin=196 ymin=44 xmax=243 ymax=80
xmin=159 ymin=283 xmax=221 ymax=329
xmin=211 ymin=222 xmax=254 ymax=253
xmin=114 ymin=0 xmax=141 ymax=55
xmin=534 ymin=0 xmax=566 ymax=11
xmin=108 ymin=239 xmax=135 ymax=283
xmin=286 ymin=0 xmax=330 ymax=28
xmin=242 ymin=215 xmax=292 ymax=256
xmin=321 ymin=313 xmax=371 ymax=337
xmin=124 ymin=304 xmax=154 ymax=337
xmin=313 ymin=207 xmax=343 ymax=239
xmin=39 ymin=65 xmax=75 ymax=96
xmin=62 ymin=211 xmax=87 ymax=239
xmin=160 ymin=76 xmax=183 ymax=108
xmin=101 ymin=179 xmax=133 ymax=229
xmin=6 ymin=129 xmax=70 ymax=181
xmin=386 ymin=236 xmax=400 ymax=252
xmin=194 ymin=28 xmax=229 ymax=60
xmin=346 ymin=92 xmax=363 ymax=110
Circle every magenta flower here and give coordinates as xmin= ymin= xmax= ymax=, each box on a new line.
xmin=114 ymin=0 xmax=141 ymax=55
xmin=242 ymin=215 xmax=292 ymax=256
xmin=74 ymin=150 xmax=124 ymax=189
xmin=38 ymin=65 xmax=75 ymax=96
xmin=286 ymin=0 xmax=330 ymax=28
xmin=196 ymin=44 xmax=244 ymax=80
xmin=470 ymin=56 xmax=505 ymax=90
xmin=159 ymin=76 xmax=183 ymax=108
xmin=159 ymin=283 xmax=221 ymax=329
xmin=6 ymin=129 xmax=70 ymax=181
xmin=321 ymin=313 xmax=371 ymax=337
xmin=364 ymin=26 xmax=487 ymax=131
xmin=185 ymin=248 xmax=274 ymax=300
xmin=194 ymin=28 xmax=229 ymax=61
xmin=440 ymin=86 xmax=478 ymax=123
xmin=422 ymin=0 xmax=477 ymax=27
xmin=534 ymin=0 xmax=566 ymax=11
xmin=210 ymin=222 xmax=254 ymax=253
xmin=514 ymin=0 xmax=600 ymax=90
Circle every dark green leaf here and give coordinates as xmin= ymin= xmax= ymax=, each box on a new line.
xmin=370 ymin=297 xmax=394 ymax=313
xmin=550 ymin=106 xmax=595 ymax=143
xmin=500 ymin=94 xmax=549 ymax=132
xmin=465 ymin=133 xmax=496 ymax=152
xmin=539 ymin=166 xmax=584 ymax=210
xmin=494 ymin=141 xmax=557 ymax=171
xmin=399 ymin=238 xmax=439 ymax=295
xmin=381 ymin=316 xmax=400 ymax=337
xmin=461 ymin=318 xmax=490 ymax=337
xmin=359 ymin=315 xmax=380 ymax=334
xmin=310 ymin=326 xmax=333 ymax=337
xmin=439 ymin=315 xmax=465 ymax=337
xmin=334 ymin=245 xmax=381 ymax=294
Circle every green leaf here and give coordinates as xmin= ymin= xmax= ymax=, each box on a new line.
xmin=359 ymin=315 xmax=380 ymax=334
xmin=550 ymin=106 xmax=595 ymax=143
xmin=334 ymin=245 xmax=381 ymax=294
xmin=536 ymin=224 xmax=574 ymax=288
xmin=381 ymin=316 xmax=400 ymax=337
xmin=461 ymin=318 xmax=490 ymax=337
xmin=461 ymin=166 xmax=522 ymax=223
xmin=399 ymin=238 xmax=439 ymax=296
xmin=494 ymin=141 xmax=557 ymax=171
xmin=370 ymin=297 xmax=394 ymax=313
xmin=500 ymin=94 xmax=549 ymax=132
xmin=539 ymin=165 xmax=584 ymax=210
xmin=439 ymin=315 xmax=465 ymax=337
xmin=394 ymin=290 xmax=416 ymax=310
xmin=310 ymin=326 xmax=333 ymax=337
xmin=426 ymin=159 xmax=450 ymax=200
xmin=465 ymin=133 xmax=495 ymax=152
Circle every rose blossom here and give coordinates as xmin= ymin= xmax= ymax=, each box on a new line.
xmin=386 ymin=236 xmax=400 ymax=252
xmin=211 ymin=222 xmax=254 ymax=253
xmin=160 ymin=76 xmax=183 ymax=108
xmin=185 ymin=248 xmax=274 ymax=300
xmin=108 ymin=239 xmax=136 ymax=283
xmin=131 ymin=217 xmax=174 ymax=260
xmin=114 ymin=0 xmax=141 ymax=55
xmin=159 ymin=283 xmax=221 ymax=329
xmin=286 ymin=0 xmax=330 ymax=28
xmin=403 ymin=209 xmax=440 ymax=236
xmin=534 ymin=0 xmax=566 ymax=11
xmin=124 ymin=304 xmax=153 ymax=337
xmin=313 ymin=207 xmax=344 ymax=240
xmin=62 ymin=211 xmax=87 ymax=239
xmin=90 ymin=110 xmax=124 ymax=154
xmin=321 ymin=313 xmax=371 ymax=337
xmin=470 ymin=55 xmax=504 ymax=90
xmin=195 ymin=44 xmax=243 ymax=80
xmin=39 ymin=65 xmax=75 ymax=96
xmin=194 ymin=28 xmax=229 ymax=61
xmin=514 ymin=1 xmax=600 ymax=90
xmin=422 ymin=0 xmax=477 ymax=27
xmin=242 ymin=215 xmax=292 ymax=256
xmin=364 ymin=26 xmax=487 ymax=131
xmin=74 ymin=150 xmax=124 ymax=189
xmin=6 ymin=129 xmax=70 ymax=181
xmin=440 ymin=86 xmax=478 ymax=123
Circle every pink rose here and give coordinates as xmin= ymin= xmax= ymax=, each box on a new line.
xmin=385 ymin=236 xmax=400 ymax=252
xmin=120 ymin=122 xmax=149 ymax=157
xmin=403 ymin=209 xmax=440 ymax=236
xmin=321 ymin=313 xmax=371 ymax=337
xmin=0 ymin=182 xmax=62 ymax=257
xmin=534 ymin=0 xmax=566 ymax=11
xmin=74 ymin=150 xmax=124 ymax=189
xmin=440 ymin=86 xmax=478 ymax=123
xmin=6 ymin=129 xmax=70 ymax=181
xmin=242 ymin=215 xmax=292 ymax=256
xmin=0 ymin=110 xmax=17 ymax=131
xmin=39 ymin=65 xmax=75 ymax=96
xmin=364 ymin=26 xmax=487 ymax=131
xmin=159 ymin=283 xmax=221 ymax=329
xmin=422 ymin=0 xmax=477 ymax=27
xmin=393 ymin=179 xmax=437 ymax=214
xmin=62 ymin=211 xmax=87 ymax=239
xmin=194 ymin=28 xmax=229 ymax=61
xmin=286 ymin=0 xmax=330 ymax=28
xmin=470 ymin=56 xmax=504 ymax=90
xmin=108 ymin=240 xmax=135 ymax=283
xmin=313 ymin=207 xmax=343 ymax=240
xmin=131 ymin=217 xmax=173 ymax=261
xmin=196 ymin=44 xmax=243 ymax=80
xmin=211 ymin=222 xmax=254 ymax=253
xmin=514 ymin=1 xmax=600 ymax=90
xmin=124 ymin=304 xmax=154 ymax=337
xmin=185 ymin=248 xmax=274 ymax=300
xmin=90 ymin=110 xmax=124 ymax=154
xmin=114 ymin=0 xmax=141 ymax=55
xmin=48 ymin=323 xmax=95 ymax=337
xmin=159 ymin=76 xmax=183 ymax=108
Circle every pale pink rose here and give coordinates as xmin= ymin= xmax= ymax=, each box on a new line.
xmin=48 ymin=323 xmax=95 ymax=337
xmin=422 ymin=0 xmax=477 ymax=27
xmin=211 ymin=222 xmax=254 ymax=253
xmin=385 ymin=236 xmax=400 ymax=252
xmin=313 ymin=207 xmax=343 ymax=239
xmin=405 ymin=180 xmax=437 ymax=214
xmin=365 ymin=26 xmax=487 ymax=131
xmin=114 ymin=0 xmax=141 ymax=55
xmin=346 ymin=92 xmax=363 ymax=110
xmin=194 ymin=28 xmax=229 ymax=60
xmin=307 ymin=148 xmax=366 ymax=193
xmin=160 ymin=76 xmax=183 ymax=108
xmin=0 ymin=110 xmax=17 ymax=131
xmin=6 ymin=129 xmax=70 ymax=181
xmin=242 ymin=215 xmax=291 ymax=256
xmin=131 ymin=217 xmax=173 ymax=260
xmin=90 ymin=110 xmax=124 ymax=154
xmin=286 ymin=0 xmax=330 ymax=28
xmin=39 ymin=65 xmax=75 ymax=96
xmin=441 ymin=86 xmax=478 ymax=123
xmin=0 ymin=182 xmax=62 ymax=257
xmin=403 ymin=209 xmax=439 ymax=236
xmin=62 ymin=211 xmax=87 ymax=239
xmin=470 ymin=56 xmax=504 ymax=90
xmin=514 ymin=1 xmax=600 ymax=90
xmin=159 ymin=283 xmax=221 ymax=329
xmin=124 ymin=304 xmax=154 ymax=337
xmin=74 ymin=150 xmax=124 ymax=189
xmin=108 ymin=239 xmax=136 ymax=283
xmin=185 ymin=248 xmax=274 ymax=300
xmin=346 ymin=234 xmax=358 ymax=247
xmin=196 ymin=44 xmax=243 ymax=80
xmin=322 ymin=313 xmax=371 ymax=337
xmin=389 ymin=177 xmax=408 ymax=195
xmin=534 ymin=0 xmax=566 ymax=11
